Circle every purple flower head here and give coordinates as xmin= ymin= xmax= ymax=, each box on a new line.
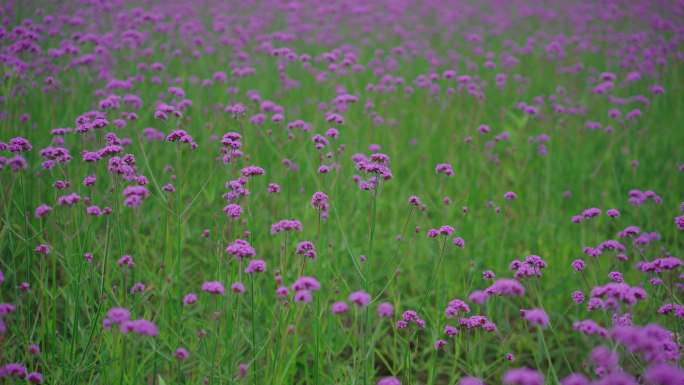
xmin=27 ymin=372 xmax=43 ymax=384
xmin=34 ymin=204 xmax=52 ymax=218
xmin=571 ymin=259 xmax=585 ymax=272
xmin=458 ymin=315 xmax=496 ymax=332
xmin=271 ymin=219 xmax=303 ymax=234
xmin=610 ymin=323 xmax=679 ymax=363
xmin=130 ymin=282 xmax=145 ymax=295
xmin=348 ymin=291 xmax=371 ymax=307
xmin=292 ymin=276 xmax=321 ymax=292
xmin=468 ymin=290 xmax=489 ymax=304
xmin=311 ymin=191 xmax=329 ymax=214
xmin=571 ymin=291 xmax=585 ymax=304
xmin=226 ymin=239 xmax=256 ymax=260
xmin=183 ymin=292 xmax=198 ymax=305
xmin=241 ymin=165 xmax=265 ymax=177
xmin=444 ymin=325 xmax=458 ymax=337
xmin=120 ymin=319 xmax=159 ymax=337
xmin=435 ymin=163 xmax=454 ymax=176
xmin=589 ymin=345 xmax=619 ymax=370
xmin=643 ymin=363 xmax=684 ymax=385
xmin=223 ymin=204 xmax=242 ymax=219
xmin=331 ymin=301 xmax=349 ymax=314
xmin=377 ymin=377 xmax=401 ymax=385
xmin=105 ymin=307 xmax=130 ymax=325
xmin=502 ymin=368 xmax=544 ymax=385
xmin=295 ymin=241 xmax=317 ymax=260
xmin=560 ymin=374 xmax=590 ymax=385
xmin=445 ymin=299 xmax=470 ymax=318
xmin=377 ymin=302 xmax=394 ymax=318
xmin=201 ymin=281 xmax=225 ymax=295
xmin=245 ymin=259 xmax=266 ymax=274
xmin=408 ymin=195 xmax=422 ymax=207
xmin=117 ymin=255 xmax=134 ymax=268
xmin=520 ymin=308 xmax=549 ymax=329
xmin=504 ymin=191 xmax=518 ymax=200
xmin=231 ymin=282 xmax=246 ymax=294
xmin=676 ymin=216 xmax=684 ymax=231
xmin=439 ymin=225 xmax=455 ymax=236
xmin=485 ymin=278 xmax=525 ymax=297
xmin=294 ymin=290 xmax=313 ymax=303
xmin=2 ymin=363 xmax=27 ymax=378
xmin=34 ymin=244 xmax=50 ymax=255
xmin=582 ymin=208 xmax=601 ymax=219
xmin=459 ymin=377 xmax=485 ymax=385
xmin=608 ymin=271 xmax=623 ymax=283
xmin=175 ymin=347 xmax=189 ymax=361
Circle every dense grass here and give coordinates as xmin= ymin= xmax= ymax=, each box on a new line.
xmin=1 ymin=0 xmax=683 ymax=384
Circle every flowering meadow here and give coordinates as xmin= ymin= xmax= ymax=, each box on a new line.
xmin=1 ymin=0 xmax=684 ymax=384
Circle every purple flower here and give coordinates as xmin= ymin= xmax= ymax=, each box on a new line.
xmin=571 ymin=259 xmax=585 ymax=272
xmin=434 ymin=339 xmax=448 ymax=350
xmin=106 ymin=307 xmax=131 ymax=325
xmin=28 ymin=344 xmax=40 ymax=355
xmin=445 ymin=299 xmax=470 ymax=318
xmin=608 ymin=271 xmax=623 ymax=283
xmin=444 ymin=325 xmax=458 ymax=337
xmin=560 ymin=374 xmax=590 ymax=385
xmin=201 ymin=281 xmax=225 ymax=295
xmin=435 ymin=163 xmax=454 ymax=176
xmin=459 ymin=377 xmax=485 ymax=385
xmin=271 ymin=219 xmax=303 ymax=234
xmin=590 ymin=346 xmax=620 ymax=370
xmin=34 ymin=244 xmax=50 ymax=255
xmin=294 ymin=290 xmax=313 ymax=303
xmin=295 ymin=241 xmax=317 ymax=260
xmin=34 ymin=204 xmax=52 ymax=218
xmin=504 ymin=191 xmax=518 ymax=200
xmin=520 ymin=308 xmax=549 ymax=329
xmin=348 ymin=291 xmax=371 ymax=307
xmin=2 ymin=363 xmax=27 ymax=378
xmin=231 ymin=282 xmax=246 ymax=294
xmin=117 ymin=255 xmax=134 ymax=268
xmin=582 ymin=208 xmax=601 ymax=219
xmin=130 ymin=282 xmax=145 ymax=295
xmin=377 ymin=302 xmax=394 ymax=318
xmin=120 ymin=319 xmax=159 ymax=337
xmin=676 ymin=216 xmax=684 ymax=231
xmin=468 ymin=290 xmax=489 ymax=304
xmin=27 ymin=372 xmax=43 ymax=384
xmin=377 ymin=377 xmax=401 ymax=385
xmin=571 ymin=291 xmax=585 ymax=304
xmin=502 ymin=368 xmax=544 ymax=385
xmin=643 ymin=363 xmax=684 ymax=385
xmin=183 ymin=293 xmax=198 ymax=305
xmin=175 ymin=347 xmax=189 ymax=361
xmin=223 ymin=204 xmax=242 ymax=219
xmin=245 ymin=259 xmax=266 ymax=274
xmin=485 ymin=278 xmax=525 ymax=297
xmin=226 ymin=239 xmax=256 ymax=260
xmin=331 ymin=301 xmax=349 ymax=314
xmin=292 ymin=276 xmax=321 ymax=292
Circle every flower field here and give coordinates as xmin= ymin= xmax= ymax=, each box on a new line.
xmin=0 ymin=0 xmax=683 ymax=384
